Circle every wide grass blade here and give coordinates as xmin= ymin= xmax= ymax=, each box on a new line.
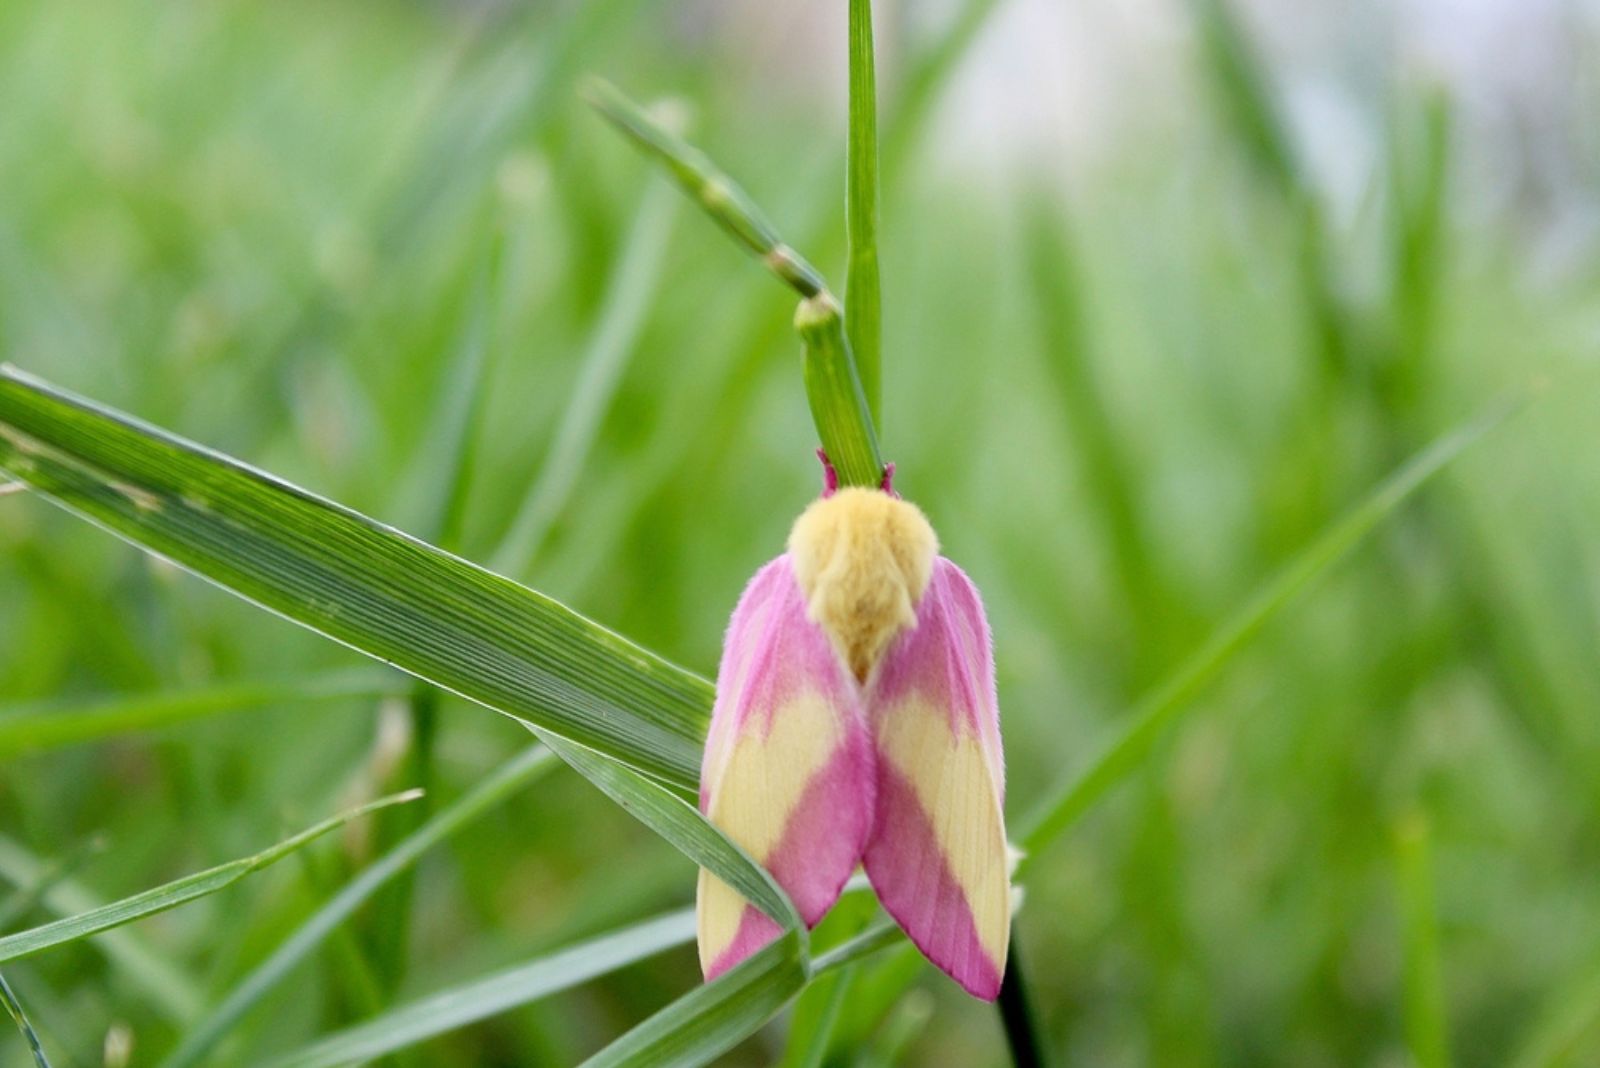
xmin=0 ymin=971 xmax=52 ymax=1068
xmin=846 ymin=0 xmax=883 ymax=426
xmin=1018 ymin=395 xmax=1521 ymax=867
xmin=161 ymin=747 xmax=556 ymax=1068
xmin=579 ymin=931 xmax=808 ymax=1068
xmin=0 ymin=669 xmax=401 ymax=759
xmin=536 ymin=729 xmax=799 ymax=931
xmin=267 ymin=909 xmax=696 ymax=1068
xmin=0 ymin=366 xmax=712 ymax=790
xmin=0 ymin=793 xmax=417 ymax=966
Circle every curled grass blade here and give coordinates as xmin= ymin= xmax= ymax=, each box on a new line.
xmin=0 ymin=669 xmax=402 ymax=759
xmin=579 ymin=931 xmax=808 ymax=1068
xmin=1017 ymin=395 xmax=1523 ymax=867
xmin=161 ymin=747 xmax=557 ymax=1068
xmin=0 ymin=792 xmax=417 ymax=966
xmin=0 ymin=367 xmax=712 ymax=790
xmin=266 ymin=909 xmax=695 ymax=1068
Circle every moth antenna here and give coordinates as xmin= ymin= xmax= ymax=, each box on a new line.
xmin=880 ymin=462 xmax=897 ymax=497
xmin=816 ymin=448 xmax=839 ymax=497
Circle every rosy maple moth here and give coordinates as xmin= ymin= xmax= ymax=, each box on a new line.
xmin=697 ymin=464 xmax=1010 ymax=1000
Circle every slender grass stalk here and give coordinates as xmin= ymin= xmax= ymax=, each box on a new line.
xmin=846 ymin=0 xmax=883 ymax=426
xmin=585 ymin=79 xmax=826 ymax=299
xmin=0 ymin=837 xmax=107 ymax=931
xmin=0 ymin=971 xmax=52 ymax=1068
xmin=813 ymin=921 xmax=905 ymax=975
xmin=1396 ymin=812 xmax=1451 ymax=1068
xmin=492 ymin=177 xmax=679 ymax=576
xmin=796 ymin=294 xmax=885 ymax=487
xmin=161 ymin=748 xmax=556 ymax=1068
xmin=585 ymin=80 xmax=887 ymax=482
xmin=0 ymin=838 xmax=203 ymax=1023
xmin=265 ymin=909 xmax=695 ymax=1068
xmin=1017 ymin=393 xmax=1521 ymax=868
xmin=0 ymin=670 xmax=401 ymax=759
xmin=0 ymin=792 xmax=418 ymax=965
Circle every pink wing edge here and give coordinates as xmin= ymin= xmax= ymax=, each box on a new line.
xmin=860 ymin=557 xmax=1010 ymax=1000
xmin=698 ymin=556 xmax=877 ymax=980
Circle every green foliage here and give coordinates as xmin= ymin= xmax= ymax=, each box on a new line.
xmin=3 ymin=0 xmax=1599 ymax=1064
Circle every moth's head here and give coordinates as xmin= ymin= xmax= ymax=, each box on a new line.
xmin=787 ymin=487 xmax=938 ymax=681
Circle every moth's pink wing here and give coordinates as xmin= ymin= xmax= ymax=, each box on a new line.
xmin=862 ymin=558 xmax=1010 ymax=1000
xmin=697 ymin=556 xmax=876 ymax=980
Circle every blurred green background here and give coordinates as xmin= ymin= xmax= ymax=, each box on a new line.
xmin=3 ymin=0 xmax=1600 ymax=1064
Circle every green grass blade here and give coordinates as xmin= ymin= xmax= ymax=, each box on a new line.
xmin=0 ymin=793 xmax=417 ymax=966
xmin=1510 ymin=960 xmax=1600 ymax=1068
xmin=846 ymin=0 xmax=883 ymax=427
xmin=579 ymin=931 xmax=808 ymax=1068
xmin=0 ymin=669 xmax=401 ymax=759
xmin=1018 ymin=395 xmax=1521 ymax=868
xmin=796 ymin=294 xmax=884 ymax=488
xmin=1193 ymin=0 xmax=1296 ymax=195
xmin=1395 ymin=812 xmax=1451 ymax=1068
xmin=161 ymin=747 xmax=556 ymax=1068
xmin=0 ymin=971 xmax=52 ymax=1068
xmin=266 ymin=909 xmax=695 ymax=1068
xmin=584 ymin=79 xmax=826 ymax=299
xmin=493 ymin=178 xmax=679 ymax=576
xmin=812 ymin=921 xmax=904 ymax=975
xmin=0 ymin=838 xmax=106 ymax=932
xmin=0 ymin=366 xmax=712 ymax=790
xmin=0 ymin=838 xmax=202 ymax=1023
xmin=779 ymin=966 xmax=854 ymax=1068
xmin=369 ymin=231 xmax=507 ymax=992
xmin=536 ymin=729 xmax=800 ymax=931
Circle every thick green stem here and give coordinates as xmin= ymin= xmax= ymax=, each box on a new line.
xmin=795 ymin=294 xmax=884 ymax=488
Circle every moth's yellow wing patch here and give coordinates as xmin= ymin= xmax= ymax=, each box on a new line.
xmin=697 ymin=692 xmax=841 ymax=968
xmin=874 ymin=695 xmax=1010 ymax=968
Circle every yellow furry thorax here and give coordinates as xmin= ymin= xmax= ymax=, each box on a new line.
xmin=788 ymin=487 xmax=939 ymax=683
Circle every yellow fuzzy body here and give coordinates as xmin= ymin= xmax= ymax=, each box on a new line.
xmin=788 ymin=488 xmax=938 ymax=682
